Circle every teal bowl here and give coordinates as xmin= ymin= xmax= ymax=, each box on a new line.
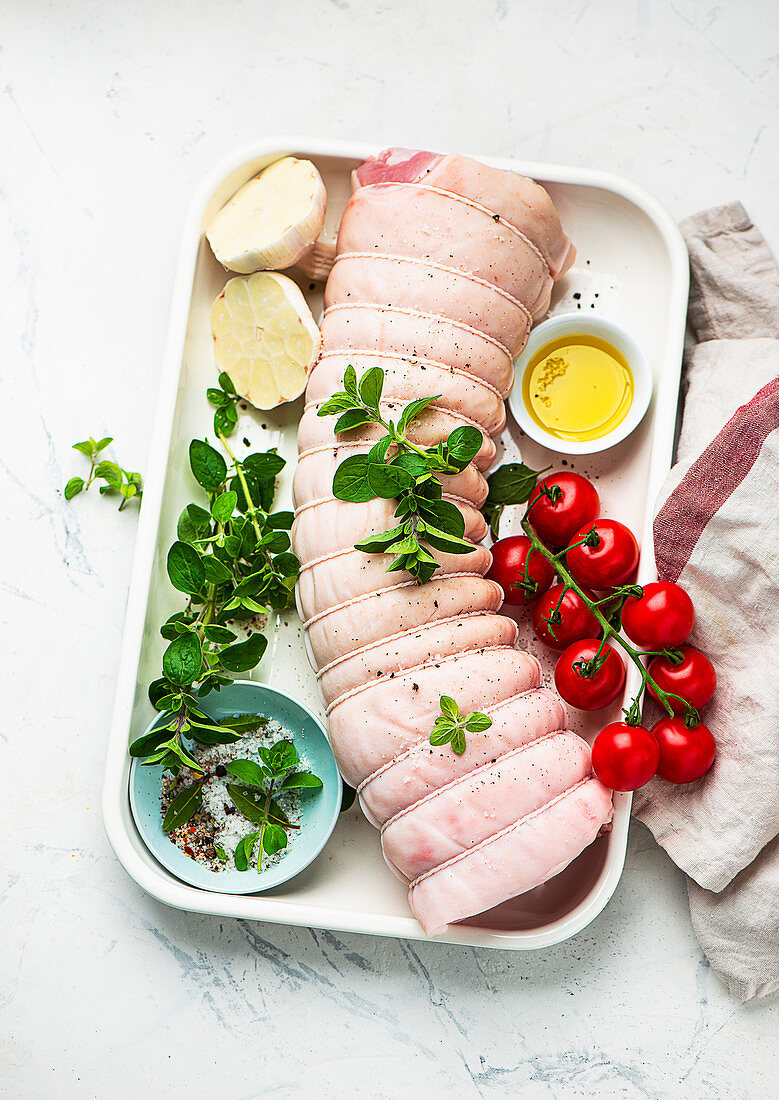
xmin=129 ymin=680 xmax=342 ymax=894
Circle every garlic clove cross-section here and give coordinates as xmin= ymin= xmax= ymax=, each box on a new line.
xmin=206 ymin=157 xmax=328 ymax=276
xmin=210 ymin=272 xmax=321 ymax=411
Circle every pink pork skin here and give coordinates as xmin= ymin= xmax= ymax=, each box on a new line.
xmin=292 ymin=149 xmax=612 ymax=935
xmin=353 ymin=148 xmax=576 ymax=279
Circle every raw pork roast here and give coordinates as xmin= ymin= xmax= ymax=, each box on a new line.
xmin=292 ymin=149 xmax=612 ymax=935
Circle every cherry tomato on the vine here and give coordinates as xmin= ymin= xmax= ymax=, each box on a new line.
xmin=527 ymin=472 xmax=601 ymax=547
xmin=591 ymin=722 xmax=660 ymax=791
xmin=554 ymin=638 xmax=626 ymax=710
xmin=647 ymin=647 xmax=716 ymax=713
xmin=622 ymin=581 xmax=695 ymax=648
xmin=532 ymin=584 xmax=600 ymax=651
xmin=566 ymin=519 xmax=639 ymax=588
xmin=652 ymin=717 xmax=716 ymax=783
xmin=487 ymin=535 xmax=555 ymax=605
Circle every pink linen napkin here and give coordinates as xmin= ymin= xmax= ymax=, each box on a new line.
xmin=632 ymin=202 xmax=779 ymax=1001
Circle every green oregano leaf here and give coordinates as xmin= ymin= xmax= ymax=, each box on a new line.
xmin=367 ymin=462 xmax=415 ymax=499
xmin=64 ymin=476 xmax=85 ymax=500
xmin=167 ymin=541 xmax=206 ymax=595
xmin=202 ymin=556 xmax=232 ymax=584
xmin=243 ymin=452 xmax=285 ymax=479
xmin=333 ymin=454 xmax=373 ymax=502
xmin=334 ymin=408 xmax=373 ymax=435
xmin=268 ymin=740 xmax=298 ymax=774
xmin=225 ymin=759 xmax=268 ymax=788
xmin=445 ymin=425 xmax=483 ymax=471
xmin=263 ymin=822 xmax=288 ymax=856
xmin=280 ymin=771 xmax=323 ymax=790
xmin=129 ymin=726 xmax=170 ymax=758
xmin=317 ymin=394 xmax=355 ymax=417
xmin=465 ymin=712 xmax=492 ymax=733
xmin=423 ymin=524 xmax=473 ymax=554
xmin=189 ymin=439 xmax=227 ymax=492
xmin=358 ymin=366 xmax=384 ymax=411
xmin=162 ymin=632 xmax=203 ymax=686
xmin=72 ymin=439 xmax=97 ymax=457
xmin=234 ymin=831 xmax=259 ymax=871
xmin=390 ymin=452 xmax=429 ymax=478
xmin=450 ymin=728 xmax=467 ymax=755
xmin=343 ymin=364 xmax=358 ymax=397
xmin=354 ymin=523 xmax=407 ymax=554
xmin=218 ymin=371 xmax=237 ymax=395
xmin=398 ymin=395 xmax=438 ymax=433
xmin=218 ymin=633 xmax=268 ymax=673
xmin=95 ymin=460 xmax=123 ymax=487
xmin=177 ymin=503 xmax=212 ymax=544
xmin=486 ymin=462 xmax=543 ymax=505
xmin=439 ymin=695 xmax=459 ymax=720
xmin=203 ymin=624 xmax=237 ymax=644
xmin=211 ymin=490 xmax=237 ymax=524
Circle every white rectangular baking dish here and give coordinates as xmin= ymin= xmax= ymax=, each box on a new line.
xmin=102 ymin=138 xmax=689 ymax=949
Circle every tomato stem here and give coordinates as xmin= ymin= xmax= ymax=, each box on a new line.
xmin=551 ymin=526 xmax=599 ymax=559
xmin=539 ymin=584 xmax=569 ymax=642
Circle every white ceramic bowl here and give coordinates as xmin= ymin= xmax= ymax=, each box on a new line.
xmin=508 ymin=314 xmax=653 ymax=455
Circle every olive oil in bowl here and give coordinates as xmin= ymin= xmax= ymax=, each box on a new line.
xmin=509 ymin=314 xmax=652 ymax=456
xmin=523 ymin=335 xmax=634 ymax=444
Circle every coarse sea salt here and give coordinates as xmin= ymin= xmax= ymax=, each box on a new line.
xmin=165 ymin=719 xmax=307 ymax=872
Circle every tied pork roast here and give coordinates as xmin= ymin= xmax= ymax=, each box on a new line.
xmin=292 ymin=149 xmax=613 ymax=935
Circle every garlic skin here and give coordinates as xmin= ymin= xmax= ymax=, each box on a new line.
xmin=206 ymin=157 xmax=327 ymax=275
xmin=211 ymin=272 xmax=321 ymax=411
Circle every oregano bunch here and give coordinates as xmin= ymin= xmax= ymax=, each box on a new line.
xmin=130 ymin=376 xmax=300 ymax=774
xmin=317 ymin=365 xmax=485 ymax=584
xmin=65 ymin=435 xmax=143 ymax=510
xmin=226 ymin=739 xmax=322 ymax=869
xmin=162 ymin=736 xmax=323 ymax=871
xmin=429 ymin=696 xmax=492 ymax=756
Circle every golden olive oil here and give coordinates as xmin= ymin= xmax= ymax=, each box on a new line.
xmin=523 ymin=334 xmax=634 ymax=442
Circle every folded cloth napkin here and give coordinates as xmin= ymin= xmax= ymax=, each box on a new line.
xmin=632 ymin=202 xmax=779 ymax=1001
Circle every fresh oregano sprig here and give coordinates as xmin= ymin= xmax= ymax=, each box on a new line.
xmin=318 ymin=365 xmax=485 ymax=584
xmin=226 ymin=738 xmax=322 ymax=870
xmin=206 ymin=370 xmax=242 ymax=437
xmin=482 ymin=461 xmax=550 ymax=539
xmin=161 ymin=736 xmax=322 ymax=870
xmin=129 ymin=380 xmax=300 ymax=775
xmin=65 ymin=435 xmax=143 ymax=510
xmin=429 ymin=695 xmax=492 ymax=756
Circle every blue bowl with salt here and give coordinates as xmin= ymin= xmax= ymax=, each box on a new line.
xmin=129 ymin=680 xmax=342 ymax=894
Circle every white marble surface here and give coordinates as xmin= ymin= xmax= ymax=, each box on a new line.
xmin=2 ymin=1 xmax=778 ymax=1096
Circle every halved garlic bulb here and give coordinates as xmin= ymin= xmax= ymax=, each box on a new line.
xmin=206 ymin=157 xmax=327 ymax=275
xmin=210 ymin=272 xmax=320 ymax=410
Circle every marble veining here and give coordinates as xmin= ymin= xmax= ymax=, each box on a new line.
xmin=1 ymin=0 xmax=778 ymax=1096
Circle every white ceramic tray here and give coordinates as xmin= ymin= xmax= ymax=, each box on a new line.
xmin=102 ymin=138 xmax=689 ymax=949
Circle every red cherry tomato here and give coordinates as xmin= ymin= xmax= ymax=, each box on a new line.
xmin=566 ymin=519 xmax=639 ymax=588
xmin=652 ymin=717 xmax=716 ymax=783
xmin=487 ymin=535 xmax=555 ymax=605
xmin=532 ymin=584 xmax=600 ymax=651
xmin=622 ymin=582 xmax=695 ymax=648
xmin=554 ymin=639 xmax=626 ymax=710
xmin=527 ymin=472 xmax=601 ymax=547
xmin=591 ymin=722 xmax=660 ymax=791
xmin=647 ymin=647 xmax=716 ymax=713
